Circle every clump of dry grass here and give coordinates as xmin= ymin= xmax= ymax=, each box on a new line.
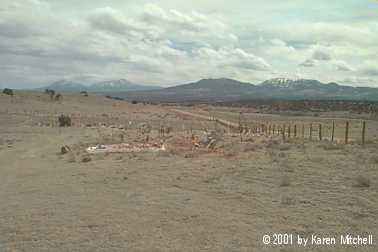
xmin=319 ymin=142 xmax=343 ymax=151
xmin=265 ymin=139 xmax=280 ymax=149
xmin=242 ymin=143 xmax=258 ymax=152
xmin=67 ymin=153 xmax=76 ymax=163
xmin=280 ymin=175 xmax=291 ymax=187
xmin=157 ymin=150 xmax=172 ymax=157
xmin=279 ymin=144 xmax=291 ymax=151
xmin=222 ymin=143 xmax=240 ymax=157
xmin=184 ymin=152 xmax=196 ymax=158
xmin=278 ymin=152 xmax=286 ymax=158
xmin=58 ymin=114 xmax=72 ymax=127
xmin=281 ymin=196 xmax=295 ymax=205
xmin=371 ymin=156 xmax=378 ymax=164
xmin=354 ymin=175 xmax=371 ymax=188
xmin=223 ymin=148 xmax=238 ymax=157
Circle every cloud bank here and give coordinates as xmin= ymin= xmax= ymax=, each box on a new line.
xmin=0 ymin=0 xmax=377 ymax=88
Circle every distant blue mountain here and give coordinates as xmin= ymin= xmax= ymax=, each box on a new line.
xmin=39 ymin=79 xmax=161 ymax=93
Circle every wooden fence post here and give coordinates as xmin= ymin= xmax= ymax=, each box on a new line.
xmin=345 ymin=121 xmax=349 ymax=144
xmin=282 ymin=124 xmax=286 ymax=141
xmin=294 ymin=125 xmax=297 ymax=138
xmin=309 ymin=123 xmax=313 ymax=141
xmin=362 ymin=121 xmax=366 ymax=145
xmin=331 ymin=121 xmax=335 ymax=142
xmin=238 ymin=112 xmax=242 ymax=142
xmin=288 ymin=125 xmax=291 ymax=138
xmin=319 ymin=124 xmax=322 ymax=141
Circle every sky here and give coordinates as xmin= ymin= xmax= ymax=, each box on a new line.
xmin=0 ymin=0 xmax=377 ymax=88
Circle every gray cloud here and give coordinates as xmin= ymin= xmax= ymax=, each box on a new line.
xmin=299 ymin=59 xmax=316 ymax=67
xmin=360 ymin=63 xmax=378 ymax=76
xmin=0 ymin=0 xmax=377 ymax=88
xmin=312 ymin=49 xmax=332 ymax=61
xmin=334 ymin=61 xmax=352 ymax=72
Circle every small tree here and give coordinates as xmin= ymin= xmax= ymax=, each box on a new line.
xmin=3 ymin=88 xmax=14 ymax=96
xmin=58 ymin=114 xmax=71 ymax=127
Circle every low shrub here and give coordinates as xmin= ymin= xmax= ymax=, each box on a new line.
xmin=354 ymin=175 xmax=371 ymax=188
xmin=280 ymin=175 xmax=291 ymax=187
xmin=58 ymin=114 xmax=72 ymax=127
xmin=2 ymin=88 xmax=14 ymax=96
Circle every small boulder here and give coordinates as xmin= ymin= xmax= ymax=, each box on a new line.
xmin=82 ymin=156 xmax=92 ymax=163
xmin=60 ymin=145 xmax=70 ymax=155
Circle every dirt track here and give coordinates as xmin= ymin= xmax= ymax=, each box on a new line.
xmin=172 ymin=109 xmax=240 ymax=129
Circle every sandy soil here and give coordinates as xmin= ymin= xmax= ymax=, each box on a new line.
xmin=0 ymin=91 xmax=377 ymax=251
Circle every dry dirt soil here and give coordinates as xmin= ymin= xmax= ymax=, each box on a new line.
xmin=0 ymin=92 xmax=377 ymax=251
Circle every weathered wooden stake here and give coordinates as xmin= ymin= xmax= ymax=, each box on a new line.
xmin=331 ymin=121 xmax=335 ymax=142
xmin=309 ymin=123 xmax=313 ymax=141
xmin=345 ymin=121 xmax=349 ymax=144
xmin=319 ymin=124 xmax=322 ymax=141
xmin=282 ymin=125 xmax=286 ymax=141
xmin=288 ymin=125 xmax=291 ymax=138
xmin=362 ymin=121 xmax=366 ymax=145
xmin=294 ymin=125 xmax=297 ymax=138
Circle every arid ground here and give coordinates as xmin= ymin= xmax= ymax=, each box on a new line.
xmin=0 ymin=91 xmax=377 ymax=251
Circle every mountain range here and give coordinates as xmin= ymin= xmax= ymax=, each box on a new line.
xmin=118 ymin=78 xmax=378 ymax=102
xmin=39 ymin=79 xmax=160 ymax=93
xmin=39 ymin=78 xmax=378 ymax=101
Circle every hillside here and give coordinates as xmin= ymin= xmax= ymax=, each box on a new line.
xmin=118 ymin=78 xmax=378 ymax=102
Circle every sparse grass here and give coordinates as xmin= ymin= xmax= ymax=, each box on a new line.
xmin=319 ymin=142 xmax=343 ymax=150
xmin=280 ymin=175 xmax=291 ymax=187
xmin=67 ymin=153 xmax=76 ymax=163
xmin=281 ymin=196 xmax=295 ymax=205
xmin=279 ymin=144 xmax=291 ymax=151
xmin=278 ymin=152 xmax=286 ymax=158
xmin=223 ymin=143 xmax=239 ymax=157
xmin=371 ymin=156 xmax=378 ymax=164
xmin=265 ymin=139 xmax=280 ymax=149
xmin=353 ymin=175 xmax=371 ymax=188
xmin=184 ymin=152 xmax=196 ymax=158
xmin=242 ymin=143 xmax=257 ymax=152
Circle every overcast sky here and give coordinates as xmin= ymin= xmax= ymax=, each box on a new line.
xmin=1 ymin=0 xmax=377 ymax=88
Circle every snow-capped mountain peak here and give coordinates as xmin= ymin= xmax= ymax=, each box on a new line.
xmin=260 ymin=78 xmax=323 ymax=88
